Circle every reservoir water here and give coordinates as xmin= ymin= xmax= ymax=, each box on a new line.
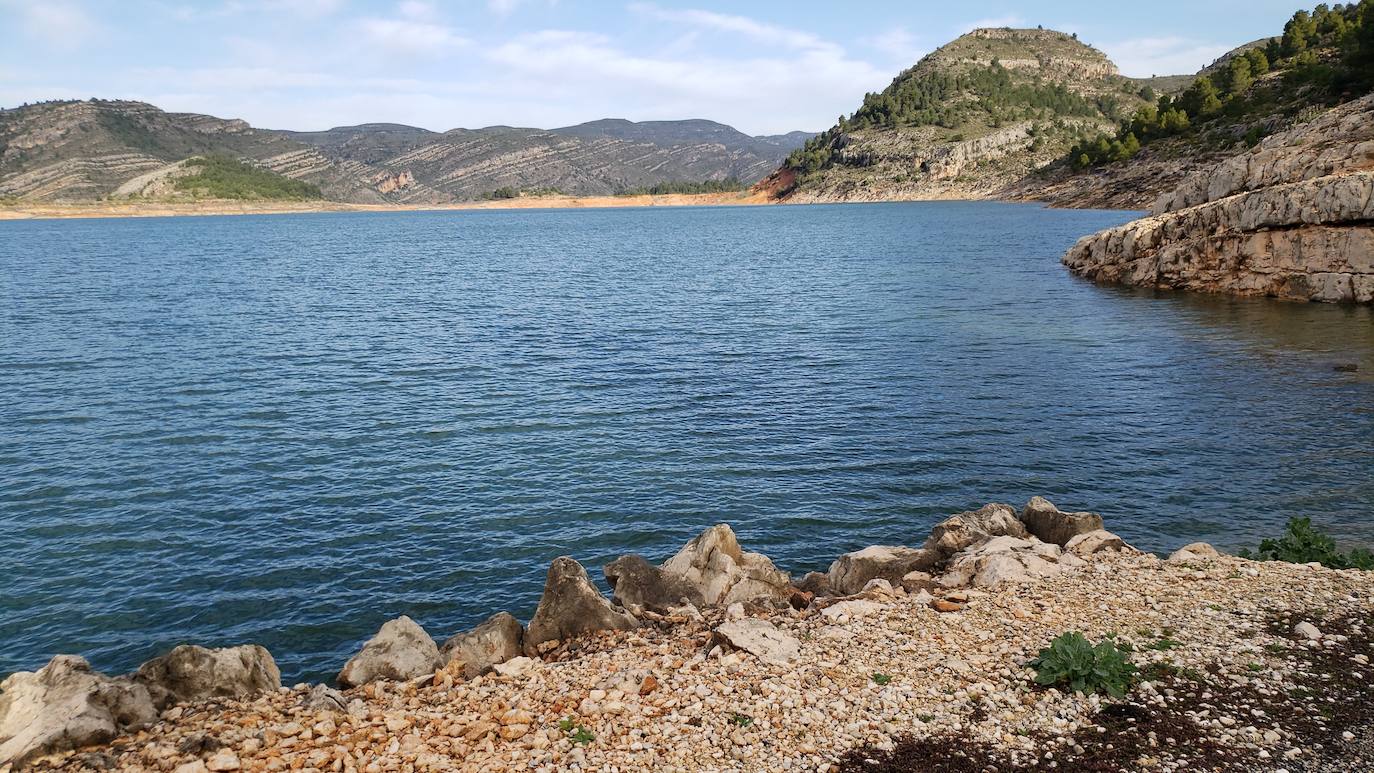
xmin=2 ymin=202 xmax=1372 ymax=682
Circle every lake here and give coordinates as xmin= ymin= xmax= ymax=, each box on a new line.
xmin=2 ymin=202 xmax=1372 ymax=682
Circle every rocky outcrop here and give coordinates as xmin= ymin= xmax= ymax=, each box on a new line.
xmin=0 ymin=655 xmax=157 ymax=767
xmin=660 ymin=525 xmax=792 ymax=606
xmin=924 ymin=503 xmax=1030 ymax=560
xmin=336 ymin=616 xmax=442 ymax=688
xmin=827 ymin=546 xmax=938 ymax=596
xmin=439 ymin=613 xmax=524 ymax=679
xmin=603 ymin=554 xmax=705 ymax=615
xmin=524 ymin=557 xmax=638 ymax=656
xmin=1019 ymin=497 xmax=1105 ymax=547
xmin=135 ymin=645 xmax=281 ymax=710
xmin=938 ymin=536 xmax=1081 ymax=588
xmin=1064 ymin=95 xmax=1374 ymax=303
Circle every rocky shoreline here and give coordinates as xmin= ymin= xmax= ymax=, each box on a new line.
xmin=3 ymin=498 xmax=1372 ymax=772
xmin=1063 ymin=94 xmax=1374 ymax=304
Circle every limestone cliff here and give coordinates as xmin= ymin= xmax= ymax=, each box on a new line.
xmin=1062 ymin=95 xmax=1374 ymax=303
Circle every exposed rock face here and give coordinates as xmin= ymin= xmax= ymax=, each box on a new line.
xmin=771 ymin=28 xmax=1139 ymax=204
xmin=336 ymin=616 xmax=442 ymax=688
xmin=1064 ymin=95 xmax=1374 ymax=303
xmin=827 ymin=546 xmax=939 ymax=596
xmin=937 ymin=536 xmax=1070 ymax=588
xmin=135 ymin=645 xmax=281 ymax=710
xmin=660 ymin=525 xmax=792 ymax=606
xmin=713 ymin=620 xmax=801 ymax=667
xmin=524 ymin=557 xmax=638 ymax=656
xmin=1019 ymin=497 xmax=1105 ymax=547
xmin=603 ymin=555 xmax=705 ymax=615
xmin=0 ymin=655 xmax=157 ymax=767
xmin=439 ymin=613 xmax=524 ymax=679
xmin=924 ymin=503 xmax=1030 ymax=560
xmin=0 ymin=100 xmax=811 ymax=203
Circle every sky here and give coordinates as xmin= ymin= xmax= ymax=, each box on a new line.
xmin=0 ymin=1 xmax=1312 ymax=135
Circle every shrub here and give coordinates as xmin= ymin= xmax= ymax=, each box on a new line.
xmin=1030 ymin=632 xmax=1137 ymax=698
xmin=1239 ymin=517 xmax=1374 ymax=570
xmin=174 ymin=155 xmax=322 ymax=200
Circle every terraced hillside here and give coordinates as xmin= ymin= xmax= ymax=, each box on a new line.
xmin=0 ymin=101 xmax=813 ymax=203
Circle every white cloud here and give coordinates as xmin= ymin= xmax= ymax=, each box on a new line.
xmin=3 ymin=1 xmax=99 ymax=49
xmin=864 ymin=26 xmax=928 ymax=66
xmin=1100 ymin=36 xmax=1231 ymax=77
xmin=628 ymin=3 xmax=835 ymax=53
xmin=483 ymin=28 xmax=880 ymax=132
xmin=355 ymin=17 xmax=469 ymax=57
xmin=398 ymin=1 xmax=435 ymax=20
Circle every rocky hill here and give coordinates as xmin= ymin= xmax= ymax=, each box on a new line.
xmin=1063 ymin=93 xmax=1374 ymax=302
xmin=0 ymin=101 xmax=812 ymax=204
xmin=771 ymin=6 xmax=1374 ymax=209
xmin=764 ymin=28 xmax=1163 ymax=203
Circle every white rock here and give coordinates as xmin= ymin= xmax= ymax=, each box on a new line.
xmin=714 ymin=620 xmax=801 ymax=667
xmin=1293 ymin=622 xmax=1322 ymax=641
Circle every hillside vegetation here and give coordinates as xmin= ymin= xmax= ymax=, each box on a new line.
xmin=173 ymin=156 xmax=322 ymax=200
xmin=773 ymin=28 xmax=1157 ymax=202
xmin=1070 ymin=1 xmax=1374 ymax=167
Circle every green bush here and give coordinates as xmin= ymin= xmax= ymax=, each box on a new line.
xmin=1030 ymin=632 xmax=1138 ymax=698
xmin=174 ymin=155 xmax=322 ymax=200
xmin=1239 ymin=517 xmax=1374 ymax=570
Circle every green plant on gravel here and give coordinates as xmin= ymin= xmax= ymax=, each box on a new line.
xmin=871 ymin=673 xmax=893 ymax=685
xmin=558 ymin=717 xmax=594 ymax=745
xmin=1239 ymin=517 xmax=1374 ymax=570
xmin=729 ymin=713 xmax=753 ymax=728
xmin=1147 ymin=636 xmax=1182 ymax=651
xmin=1030 ymin=632 xmax=1138 ymax=698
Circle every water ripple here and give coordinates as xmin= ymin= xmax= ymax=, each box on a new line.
xmin=2 ymin=202 xmax=1373 ymax=682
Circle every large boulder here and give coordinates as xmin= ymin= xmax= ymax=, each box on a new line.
xmin=938 ymin=536 xmax=1065 ymax=588
xmin=135 ymin=644 xmax=280 ymax=710
xmin=923 ymin=503 xmax=1029 ymax=559
xmin=0 ymin=655 xmax=157 ymax=768
xmin=603 ymin=555 xmax=705 ymax=615
xmin=1019 ymin=497 xmax=1105 ymax=546
xmin=713 ymin=620 xmax=800 ymax=667
xmin=827 ymin=546 xmax=938 ymax=596
xmin=524 ymin=557 xmax=638 ymax=656
xmin=440 ymin=612 xmax=524 ymax=679
xmin=660 ymin=525 xmax=791 ymax=606
xmin=336 ymin=616 xmax=442 ymax=689
xmin=1064 ymin=529 xmax=1133 ymax=557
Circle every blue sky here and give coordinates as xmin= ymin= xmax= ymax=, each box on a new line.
xmin=0 ymin=1 xmax=1310 ymax=135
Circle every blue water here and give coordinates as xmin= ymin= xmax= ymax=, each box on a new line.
xmin=3 ymin=202 xmax=1372 ymax=683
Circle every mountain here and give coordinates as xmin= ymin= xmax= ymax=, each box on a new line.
xmin=764 ymin=27 xmax=1163 ymax=203
xmin=0 ymin=102 xmax=814 ymax=203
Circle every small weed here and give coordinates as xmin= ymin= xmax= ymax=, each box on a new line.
xmin=871 ymin=673 xmax=893 ymax=685
xmin=1246 ymin=662 xmax=1264 ymax=672
xmin=1148 ymin=637 xmax=1182 ymax=651
xmin=1265 ymin=643 xmax=1288 ymax=655
xmin=917 ymin=714 xmax=935 ymax=723
xmin=558 ymin=717 xmax=594 ymax=745
xmin=730 ymin=713 xmax=753 ymax=728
